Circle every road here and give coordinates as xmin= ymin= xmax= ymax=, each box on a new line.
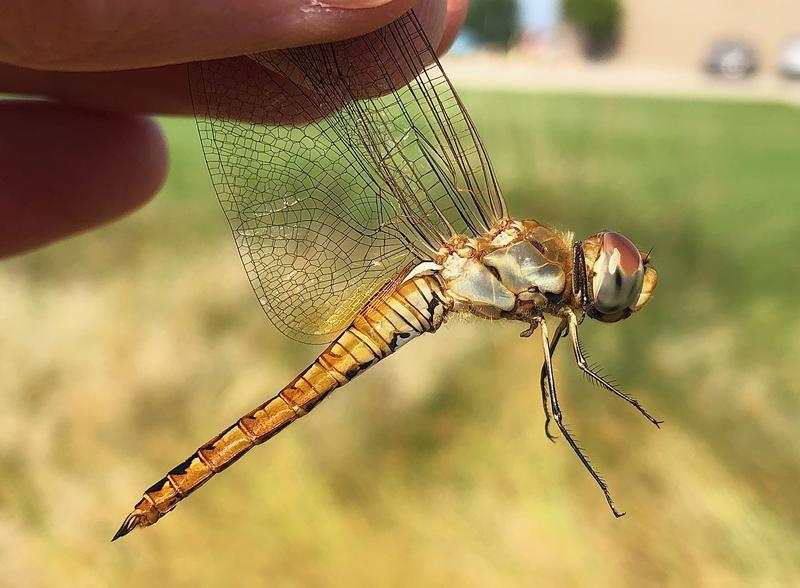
xmin=442 ymin=54 xmax=800 ymax=107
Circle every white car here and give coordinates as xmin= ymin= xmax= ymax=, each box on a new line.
xmin=704 ymin=40 xmax=758 ymax=80
xmin=779 ymin=37 xmax=800 ymax=78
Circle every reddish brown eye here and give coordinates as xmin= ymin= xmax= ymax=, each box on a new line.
xmin=590 ymin=231 xmax=645 ymax=320
xmin=602 ymin=232 xmax=642 ymax=275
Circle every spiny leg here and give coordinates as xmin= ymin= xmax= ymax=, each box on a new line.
xmin=567 ymin=310 xmax=662 ymax=428
xmin=538 ymin=318 xmax=568 ymax=442
xmin=539 ymin=319 xmax=625 ymax=518
xmin=520 ymin=318 xmax=564 ymax=441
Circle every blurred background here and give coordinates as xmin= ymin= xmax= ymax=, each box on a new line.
xmin=452 ymin=0 xmax=800 ymax=102
xmin=1 ymin=1 xmax=799 ymax=586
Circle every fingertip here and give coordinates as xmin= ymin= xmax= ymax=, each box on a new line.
xmin=119 ymin=115 xmax=169 ymax=208
xmin=0 ymin=102 xmax=168 ymax=257
xmin=409 ymin=0 xmax=449 ymax=50
xmin=438 ymin=0 xmax=469 ymax=55
xmin=0 ymin=0 xmax=424 ymax=71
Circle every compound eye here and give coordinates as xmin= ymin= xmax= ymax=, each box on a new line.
xmin=591 ymin=232 xmax=644 ymax=318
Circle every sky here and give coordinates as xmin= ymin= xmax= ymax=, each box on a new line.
xmin=518 ymin=0 xmax=561 ymax=33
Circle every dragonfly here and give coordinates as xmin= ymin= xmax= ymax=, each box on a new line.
xmin=113 ymin=9 xmax=659 ymax=541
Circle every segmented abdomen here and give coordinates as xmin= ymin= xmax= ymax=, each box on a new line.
xmin=113 ymin=273 xmax=450 ymax=540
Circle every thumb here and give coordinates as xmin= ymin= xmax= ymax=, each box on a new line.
xmin=0 ymin=0 xmax=434 ymax=72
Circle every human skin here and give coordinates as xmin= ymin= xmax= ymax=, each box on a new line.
xmin=0 ymin=0 xmax=467 ymax=257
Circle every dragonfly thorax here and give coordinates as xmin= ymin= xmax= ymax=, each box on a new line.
xmin=435 ymin=220 xmax=574 ymax=321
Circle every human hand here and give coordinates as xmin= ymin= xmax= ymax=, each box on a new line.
xmin=0 ymin=0 xmax=467 ymax=257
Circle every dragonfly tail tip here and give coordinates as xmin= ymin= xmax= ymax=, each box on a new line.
xmin=111 ymin=512 xmax=142 ymax=542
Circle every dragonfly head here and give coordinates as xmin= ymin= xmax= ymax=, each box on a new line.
xmin=577 ymin=231 xmax=657 ymax=323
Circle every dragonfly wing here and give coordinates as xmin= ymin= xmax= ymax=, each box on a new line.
xmin=191 ymin=57 xmax=415 ymax=343
xmin=190 ymin=10 xmax=507 ymax=343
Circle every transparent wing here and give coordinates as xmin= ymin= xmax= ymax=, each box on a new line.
xmin=190 ymin=10 xmax=506 ymax=344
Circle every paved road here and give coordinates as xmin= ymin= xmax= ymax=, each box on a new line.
xmin=442 ymin=54 xmax=800 ymax=107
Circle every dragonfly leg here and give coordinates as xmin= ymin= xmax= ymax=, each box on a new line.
xmin=566 ymin=310 xmax=663 ymax=428
xmin=539 ymin=319 xmax=625 ymax=518
xmin=518 ymin=321 xmax=538 ymax=338
xmin=538 ymin=317 xmax=568 ymax=442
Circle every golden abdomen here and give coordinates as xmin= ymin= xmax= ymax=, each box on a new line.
xmin=113 ymin=272 xmax=450 ymax=540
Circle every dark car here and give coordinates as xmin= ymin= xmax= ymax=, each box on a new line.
xmin=704 ymin=40 xmax=758 ymax=79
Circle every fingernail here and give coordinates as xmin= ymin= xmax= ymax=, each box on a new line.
xmin=305 ymin=0 xmax=396 ymax=9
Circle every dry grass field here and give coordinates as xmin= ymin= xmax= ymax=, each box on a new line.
xmin=1 ymin=91 xmax=799 ymax=586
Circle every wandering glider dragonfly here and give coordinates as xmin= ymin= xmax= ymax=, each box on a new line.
xmin=114 ymin=9 xmax=659 ymax=541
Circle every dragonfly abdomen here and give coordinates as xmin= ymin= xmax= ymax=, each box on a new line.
xmin=113 ymin=272 xmax=450 ymax=540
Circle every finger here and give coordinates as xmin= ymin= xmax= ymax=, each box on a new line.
xmin=0 ymin=0 xmax=460 ymax=115
xmin=0 ymin=102 xmax=167 ymax=258
xmin=249 ymin=0 xmax=448 ymax=105
xmin=438 ymin=0 xmax=468 ymax=54
xmin=0 ymin=63 xmax=193 ymax=115
xmin=0 ymin=0 xmax=419 ymax=71
xmin=190 ymin=0 xmax=446 ymax=125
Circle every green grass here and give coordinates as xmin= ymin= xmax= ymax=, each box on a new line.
xmin=1 ymin=92 xmax=799 ymax=587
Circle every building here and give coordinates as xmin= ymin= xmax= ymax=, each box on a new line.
xmin=617 ymin=0 xmax=800 ymax=70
